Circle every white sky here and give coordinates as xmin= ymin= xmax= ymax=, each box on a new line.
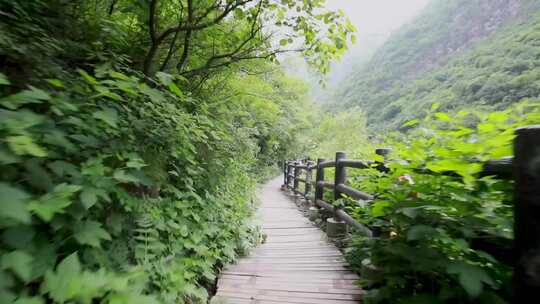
xmin=283 ymin=0 xmax=432 ymax=96
xmin=326 ymin=0 xmax=431 ymax=36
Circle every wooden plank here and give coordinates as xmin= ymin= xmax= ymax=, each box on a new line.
xmin=213 ymin=177 xmax=363 ymax=303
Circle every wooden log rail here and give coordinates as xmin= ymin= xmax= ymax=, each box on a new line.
xmin=282 ymin=126 xmax=540 ymax=303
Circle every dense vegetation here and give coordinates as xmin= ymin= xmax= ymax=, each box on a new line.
xmin=346 ymin=105 xmax=539 ymax=303
xmin=305 ymin=102 xmax=540 ymax=303
xmin=333 ymin=0 xmax=540 ymax=130
xmin=302 ymin=0 xmax=540 ymax=302
xmin=0 ymin=0 xmax=354 ymax=303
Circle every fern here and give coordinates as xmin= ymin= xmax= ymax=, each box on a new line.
xmin=134 ymin=214 xmax=164 ymax=264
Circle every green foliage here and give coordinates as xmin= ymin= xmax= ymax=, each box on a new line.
xmin=0 ymin=0 xmax=322 ymax=302
xmin=302 ymin=108 xmax=373 ymax=159
xmin=333 ymin=0 xmax=540 ymax=130
xmin=341 ymin=103 xmax=540 ymax=303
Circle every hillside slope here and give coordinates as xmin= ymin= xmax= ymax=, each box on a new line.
xmin=333 ymin=0 xmax=540 ymax=129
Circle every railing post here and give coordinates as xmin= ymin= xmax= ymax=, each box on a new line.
xmin=513 ymin=126 xmax=540 ymax=303
xmin=283 ymin=160 xmax=288 ymax=187
xmin=293 ymin=161 xmax=300 ymax=195
xmin=334 ymin=152 xmax=347 ymax=201
xmin=315 ymin=158 xmax=326 ymax=201
xmin=327 ymin=152 xmax=347 ymax=238
xmin=286 ymin=161 xmax=292 ymax=189
xmin=305 ymin=161 xmax=313 ymax=198
xmin=375 ymin=148 xmax=391 ymax=173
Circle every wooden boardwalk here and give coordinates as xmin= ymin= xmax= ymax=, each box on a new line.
xmin=212 ymin=177 xmax=363 ymax=304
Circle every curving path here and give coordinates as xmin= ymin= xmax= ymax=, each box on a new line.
xmin=212 ymin=177 xmax=364 ymax=304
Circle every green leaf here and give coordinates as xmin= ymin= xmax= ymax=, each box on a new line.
xmin=168 ymin=82 xmax=184 ymax=98
xmin=431 ymin=102 xmax=440 ymax=111
xmin=155 ymin=72 xmax=173 ymax=86
xmin=370 ymin=201 xmax=391 ymax=217
xmin=28 ymin=184 xmax=81 ymax=222
xmin=41 ymin=253 xmax=81 ymax=302
xmin=73 ymin=220 xmax=111 ymax=247
xmin=78 ymin=69 xmax=98 ymax=85
xmin=14 ymin=296 xmax=45 ymax=304
xmin=80 ymin=187 xmax=100 ymax=209
xmin=2 ymin=226 xmax=35 ymax=249
xmin=6 ymin=135 xmax=47 ymax=157
xmin=126 ymin=157 xmax=147 ymax=169
xmin=46 ymin=79 xmax=64 ymax=88
xmin=447 ymin=261 xmax=495 ymax=297
xmin=434 ymin=112 xmax=452 ymax=122
xmin=407 ymin=225 xmax=438 ymax=241
xmin=279 ymin=39 xmax=289 ymax=46
xmin=0 ymin=183 xmax=31 ymax=224
xmin=110 ymin=71 xmax=130 ymax=80
xmin=113 ymin=170 xmax=142 ymax=184
xmin=1 ymin=250 xmax=33 ymax=282
xmin=0 ymin=73 xmax=10 ymax=85
xmin=93 ymin=107 xmax=118 ymax=128
xmin=0 ymin=87 xmax=51 ymax=110
xmin=401 ymin=119 xmax=419 ymax=128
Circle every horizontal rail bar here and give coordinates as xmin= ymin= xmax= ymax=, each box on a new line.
xmin=336 ymin=183 xmax=374 ymax=201
xmin=338 ymin=159 xmax=371 ymax=169
xmin=294 ymin=164 xmax=310 ymax=169
xmin=296 ymin=178 xmax=307 ymax=183
xmin=315 ymin=199 xmax=372 ymax=237
xmin=316 ymin=181 xmax=334 ymax=189
xmin=481 ymin=157 xmax=513 ymax=179
xmin=318 ymin=161 xmax=336 ymax=169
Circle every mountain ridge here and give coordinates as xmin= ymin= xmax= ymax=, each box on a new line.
xmin=333 ymin=0 xmax=540 ymax=129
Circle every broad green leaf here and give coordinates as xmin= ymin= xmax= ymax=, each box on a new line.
xmin=139 ymin=83 xmax=165 ymax=103
xmin=155 ymin=72 xmax=173 ymax=86
xmin=447 ymin=261 xmax=495 ymax=297
xmin=93 ymin=107 xmax=118 ymax=128
xmin=401 ymin=119 xmax=419 ymax=128
xmin=0 ymin=183 xmax=31 ymax=224
xmin=370 ymin=201 xmax=391 ymax=217
xmin=113 ymin=170 xmax=142 ymax=184
xmin=168 ymin=82 xmax=184 ymax=98
xmin=28 ymin=184 xmax=81 ymax=222
xmin=73 ymin=220 xmax=111 ymax=247
xmin=0 ymin=87 xmax=51 ymax=110
xmin=434 ymin=112 xmax=452 ymax=122
xmin=77 ymin=69 xmax=98 ymax=85
xmin=1 ymin=250 xmax=33 ymax=282
xmin=6 ymin=135 xmax=47 ymax=157
xmin=41 ymin=253 xmax=81 ymax=302
xmin=398 ymin=207 xmax=420 ymax=219
xmin=110 ymin=71 xmax=130 ymax=80
xmin=46 ymin=79 xmax=64 ymax=88
xmin=0 ymin=73 xmax=10 ymax=85
xmin=101 ymin=91 xmax=123 ymax=101
xmin=80 ymin=187 xmax=100 ymax=209
xmin=126 ymin=156 xmax=147 ymax=169
xmin=487 ymin=111 xmax=509 ymax=123
xmin=407 ymin=225 xmax=437 ymax=241
xmin=2 ymin=226 xmax=35 ymax=249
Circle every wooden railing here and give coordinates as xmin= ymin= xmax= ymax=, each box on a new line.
xmin=282 ymin=126 xmax=540 ymax=302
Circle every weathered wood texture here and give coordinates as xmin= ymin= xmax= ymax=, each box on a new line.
xmin=212 ymin=177 xmax=363 ymax=304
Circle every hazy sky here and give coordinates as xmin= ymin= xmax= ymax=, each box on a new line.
xmin=284 ymin=0 xmax=432 ymax=96
xmin=326 ymin=0 xmax=431 ymax=36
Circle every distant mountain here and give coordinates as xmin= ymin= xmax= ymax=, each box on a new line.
xmin=333 ymin=0 xmax=540 ymax=129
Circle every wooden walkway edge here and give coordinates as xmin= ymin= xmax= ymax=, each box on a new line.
xmin=212 ymin=177 xmax=364 ymax=304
